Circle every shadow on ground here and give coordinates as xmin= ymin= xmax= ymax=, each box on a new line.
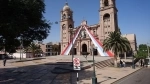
xmin=0 ymin=58 xmax=135 ymax=84
xmin=0 ymin=61 xmax=72 ymax=84
xmin=69 ymin=69 xmax=117 ymax=84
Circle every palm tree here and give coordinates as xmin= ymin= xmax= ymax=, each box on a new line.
xmin=25 ymin=42 xmax=42 ymax=57
xmin=103 ymin=31 xmax=131 ymax=67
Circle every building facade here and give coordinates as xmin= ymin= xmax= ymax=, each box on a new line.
xmin=122 ymin=34 xmax=137 ymax=56
xmin=40 ymin=42 xmax=61 ymax=56
xmin=60 ymin=0 xmax=137 ymax=56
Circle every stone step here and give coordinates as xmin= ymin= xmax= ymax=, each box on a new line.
xmin=81 ymin=58 xmax=114 ymax=70
xmin=95 ymin=58 xmax=114 ymax=69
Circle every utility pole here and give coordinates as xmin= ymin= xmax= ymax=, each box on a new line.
xmin=147 ymin=43 xmax=149 ymax=58
xmin=147 ymin=43 xmax=150 ymax=65
xmin=69 ymin=27 xmax=74 ymax=66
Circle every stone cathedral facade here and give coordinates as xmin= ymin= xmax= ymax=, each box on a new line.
xmin=60 ymin=0 xmax=137 ymax=56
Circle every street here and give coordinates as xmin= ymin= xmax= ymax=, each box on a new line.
xmin=114 ymin=67 xmax=150 ymax=84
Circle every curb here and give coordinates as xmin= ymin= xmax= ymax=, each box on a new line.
xmin=82 ymin=65 xmax=92 ymax=70
xmin=9 ymin=58 xmax=46 ymax=63
xmin=111 ymin=67 xmax=143 ymax=84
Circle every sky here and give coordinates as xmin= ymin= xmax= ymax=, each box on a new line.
xmin=43 ymin=0 xmax=150 ymax=45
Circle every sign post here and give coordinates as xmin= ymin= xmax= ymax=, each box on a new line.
xmin=73 ymin=58 xmax=81 ymax=84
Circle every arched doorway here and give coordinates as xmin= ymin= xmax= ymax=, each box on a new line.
xmin=82 ymin=44 xmax=87 ymax=52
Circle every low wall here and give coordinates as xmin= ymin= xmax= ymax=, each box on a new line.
xmin=12 ymin=53 xmax=26 ymax=58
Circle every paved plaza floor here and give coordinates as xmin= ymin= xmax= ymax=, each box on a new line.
xmin=0 ymin=55 xmax=141 ymax=84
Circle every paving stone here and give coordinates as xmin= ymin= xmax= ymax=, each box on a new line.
xmin=25 ymin=74 xmax=44 ymax=80
xmin=22 ymin=61 xmax=36 ymax=65
xmin=10 ymin=80 xmax=24 ymax=84
xmin=19 ymin=79 xmax=35 ymax=84
xmin=28 ymin=79 xmax=43 ymax=84
xmin=38 ymin=69 xmax=49 ymax=74
xmin=40 ymin=79 xmax=53 ymax=84
xmin=40 ymin=73 xmax=56 ymax=80
xmin=11 ymin=63 xmax=25 ymax=67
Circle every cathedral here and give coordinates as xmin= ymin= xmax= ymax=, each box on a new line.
xmin=60 ymin=0 xmax=137 ymax=56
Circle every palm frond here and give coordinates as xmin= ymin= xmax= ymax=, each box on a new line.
xmin=103 ymin=31 xmax=131 ymax=56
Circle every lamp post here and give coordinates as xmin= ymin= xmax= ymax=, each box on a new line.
xmin=19 ymin=37 xmax=22 ymax=60
xmin=132 ymin=50 xmax=135 ymax=69
xmin=3 ymin=39 xmax=6 ymax=54
xmin=69 ymin=27 xmax=74 ymax=66
xmin=21 ymin=38 xmax=24 ymax=59
xmin=79 ymin=34 xmax=82 ymax=55
xmin=147 ymin=43 xmax=150 ymax=65
xmin=147 ymin=43 xmax=149 ymax=58
xmin=91 ymin=45 xmax=97 ymax=84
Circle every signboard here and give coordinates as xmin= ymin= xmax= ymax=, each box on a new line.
xmin=73 ymin=58 xmax=81 ymax=70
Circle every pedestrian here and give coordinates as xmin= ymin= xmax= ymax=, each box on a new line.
xmin=3 ymin=55 xmax=7 ymax=66
xmin=120 ymin=60 xmax=123 ymax=67
xmin=142 ymin=59 xmax=145 ymax=67
xmin=123 ymin=60 xmax=126 ymax=67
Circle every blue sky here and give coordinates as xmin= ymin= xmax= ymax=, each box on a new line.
xmin=43 ymin=0 xmax=150 ymax=45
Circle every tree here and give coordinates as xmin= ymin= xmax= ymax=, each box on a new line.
xmin=0 ymin=0 xmax=51 ymax=53
xmin=24 ymin=43 xmax=42 ymax=57
xmin=52 ymin=44 xmax=60 ymax=55
xmin=103 ymin=31 xmax=131 ymax=67
xmin=135 ymin=44 xmax=148 ymax=59
xmin=135 ymin=51 xmax=147 ymax=59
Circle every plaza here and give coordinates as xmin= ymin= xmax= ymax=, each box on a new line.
xmin=0 ymin=56 xmax=141 ymax=84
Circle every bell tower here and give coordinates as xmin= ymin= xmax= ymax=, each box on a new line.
xmin=60 ymin=2 xmax=74 ymax=53
xmin=98 ymin=0 xmax=119 ymax=42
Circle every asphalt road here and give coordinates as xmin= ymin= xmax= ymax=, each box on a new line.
xmin=114 ymin=67 xmax=150 ymax=84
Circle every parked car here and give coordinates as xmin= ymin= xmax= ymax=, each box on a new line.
xmin=0 ymin=54 xmax=13 ymax=60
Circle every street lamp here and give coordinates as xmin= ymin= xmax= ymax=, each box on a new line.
xmin=91 ymin=45 xmax=97 ymax=84
xmin=147 ymin=43 xmax=149 ymax=58
xmin=19 ymin=37 xmax=23 ymax=60
xmin=3 ymin=39 xmax=6 ymax=54
xmin=132 ymin=50 xmax=135 ymax=69
xmin=69 ymin=27 xmax=74 ymax=66
xmin=79 ymin=34 xmax=82 ymax=55
xmin=147 ymin=43 xmax=150 ymax=65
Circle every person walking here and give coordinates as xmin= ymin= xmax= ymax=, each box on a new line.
xmin=3 ymin=55 xmax=7 ymax=66
xmin=120 ymin=60 xmax=123 ymax=67
xmin=142 ymin=59 xmax=145 ymax=67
